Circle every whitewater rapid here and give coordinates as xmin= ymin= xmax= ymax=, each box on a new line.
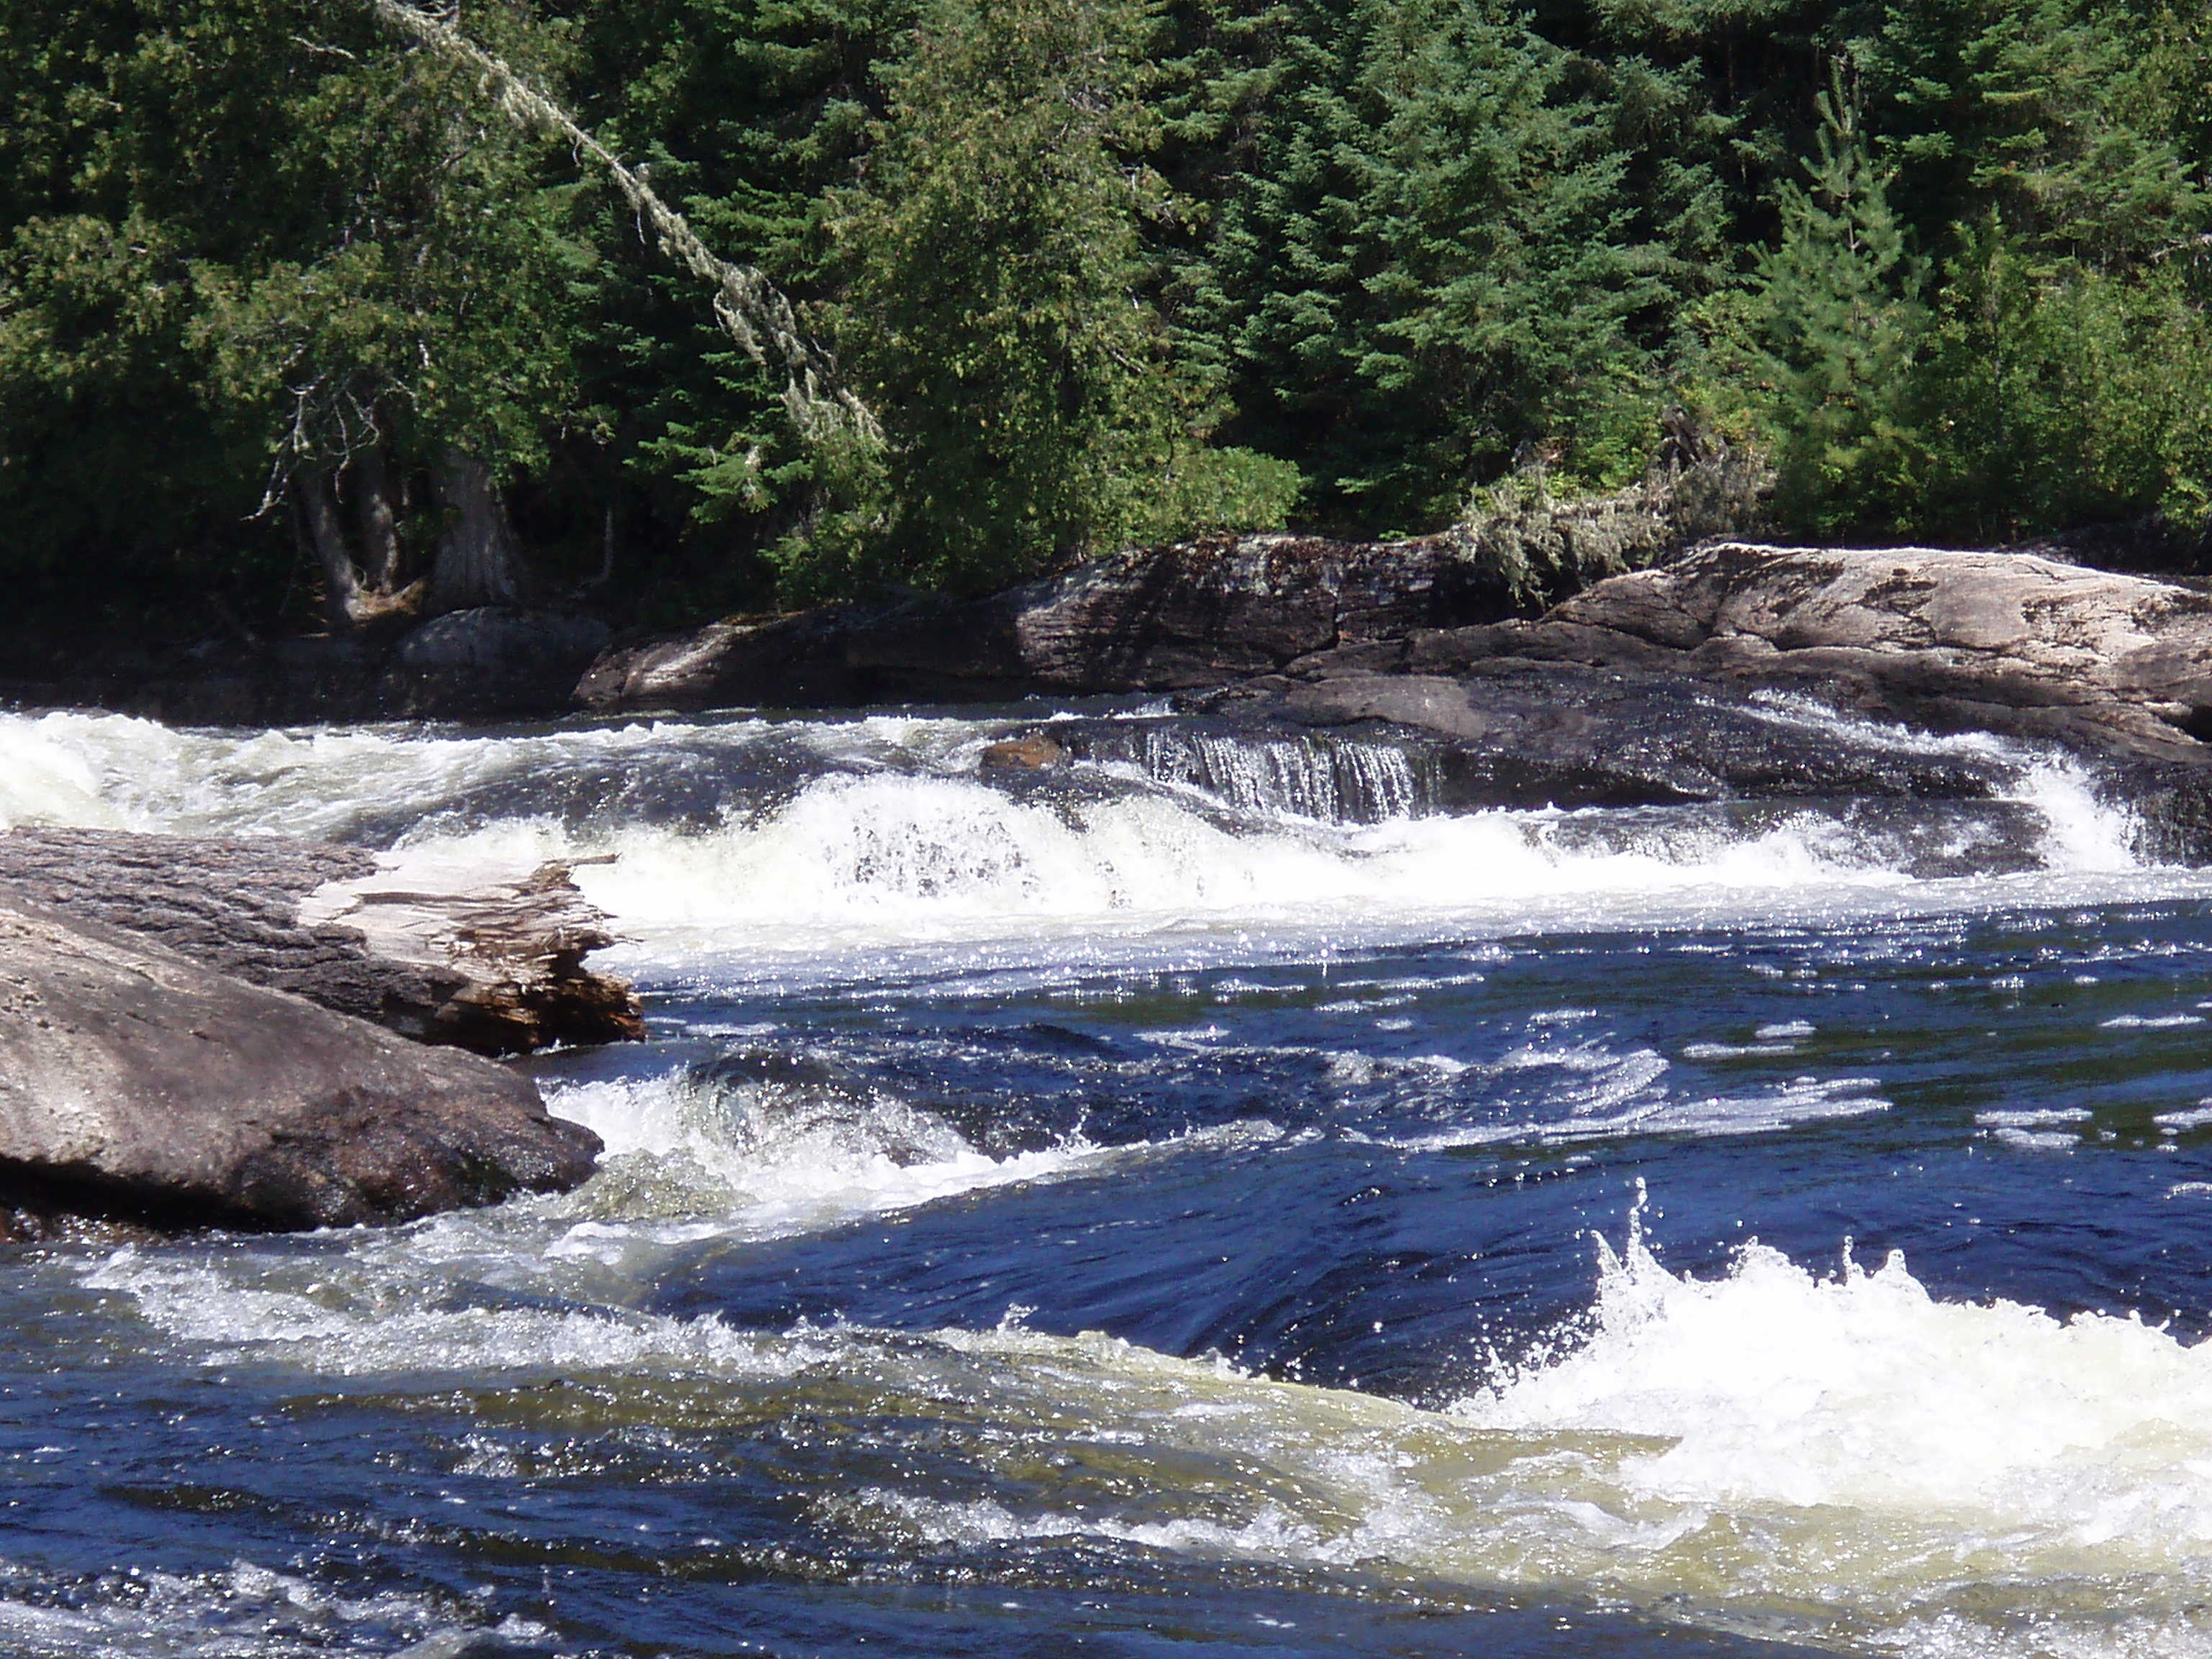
xmin=10 ymin=700 xmax=2212 ymax=1657
xmin=75 ymin=1163 xmax=2212 ymax=1659
xmin=0 ymin=703 xmax=2187 ymax=989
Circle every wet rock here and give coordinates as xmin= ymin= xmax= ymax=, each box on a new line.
xmin=1190 ymin=662 xmax=2019 ymax=816
xmin=1292 ymin=543 xmax=2212 ymax=763
xmin=843 ymin=532 xmax=1507 ymax=693
xmin=979 ymin=734 xmax=1069 ymax=771
xmin=1216 ymin=542 xmax=2212 ymax=858
xmin=572 ymin=534 xmax=1513 ymax=711
xmin=573 ymin=608 xmax=862 ymax=713
xmin=0 ymin=894 xmax=601 ymax=1231
xmin=0 ymin=827 xmax=643 ymax=1056
xmin=380 ymin=606 xmax=611 ymax=721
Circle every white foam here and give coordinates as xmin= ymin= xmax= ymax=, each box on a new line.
xmin=1754 ymin=1020 xmax=1816 ymax=1040
xmin=0 ymin=1557 xmax=544 ymax=1659
xmin=0 ymin=706 xmax=2185 ymax=989
xmin=536 ymin=1070 xmax=1149 ymax=1256
xmin=72 ymin=1194 xmax=2212 ymax=1658
xmin=1988 ymin=1126 xmax=2079 ymax=1151
xmin=1385 ymin=1048 xmax=1886 ymax=1151
xmin=1977 ymin=1109 xmax=2092 ymax=1128
xmin=1459 ymin=1206 xmax=2212 ymax=1537
xmin=824 ymin=1231 xmax=2212 ymax=1652
xmin=855 ymin=1491 xmax=1344 ymax=1565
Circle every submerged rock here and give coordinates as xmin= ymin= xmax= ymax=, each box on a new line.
xmin=0 ymin=827 xmax=643 ymax=1055
xmin=0 ymin=894 xmax=600 ymax=1231
xmin=979 ymin=734 xmax=1070 ymax=771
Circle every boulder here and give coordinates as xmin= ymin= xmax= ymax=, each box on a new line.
xmin=843 ymin=532 xmax=1506 ymax=693
xmin=0 ymin=894 xmax=600 ymax=1231
xmin=979 ymin=734 xmax=1070 ymax=771
xmin=0 ymin=827 xmax=643 ymax=1055
xmin=381 ymin=607 xmax=611 ymax=721
xmin=574 ymin=608 xmax=860 ymax=713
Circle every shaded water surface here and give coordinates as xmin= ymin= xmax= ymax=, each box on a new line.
xmin=4 ymin=702 xmax=2212 ymax=1656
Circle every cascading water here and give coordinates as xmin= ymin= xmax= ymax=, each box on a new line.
xmin=1110 ymin=724 xmax=1426 ymax=822
xmin=7 ymin=698 xmax=2212 ymax=1658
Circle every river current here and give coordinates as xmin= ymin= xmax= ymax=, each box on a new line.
xmin=6 ymin=698 xmax=2212 ymax=1657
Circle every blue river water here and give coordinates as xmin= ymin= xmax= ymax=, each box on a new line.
xmin=4 ymin=701 xmax=2212 ymax=1658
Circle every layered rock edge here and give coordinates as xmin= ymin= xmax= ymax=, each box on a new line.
xmin=0 ymin=893 xmax=601 ymax=1235
xmin=0 ymin=827 xmax=643 ymax=1056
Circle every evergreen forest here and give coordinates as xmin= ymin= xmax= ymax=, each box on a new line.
xmin=3 ymin=0 xmax=2208 ymax=645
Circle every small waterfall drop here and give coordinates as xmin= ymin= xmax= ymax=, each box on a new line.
xmin=1133 ymin=728 xmax=1423 ymax=823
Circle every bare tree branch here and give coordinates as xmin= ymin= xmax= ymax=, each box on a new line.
xmin=361 ymin=0 xmax=880 ymax=448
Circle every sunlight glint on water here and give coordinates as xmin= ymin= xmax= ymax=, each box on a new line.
xmin=7 ymin=701 xmax=2212 ymax=1655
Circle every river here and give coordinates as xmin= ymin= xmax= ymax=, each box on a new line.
xmin=4 ymin=697 xmax=2212 ymax=1658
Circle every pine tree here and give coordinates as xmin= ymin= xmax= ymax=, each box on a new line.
xmin=1746 ymin=62 xmax=1929 ymax=532
xmin=1200 ymin=0 xmax=1675 ymax=528
xmin=1867 ymin=0 xmax=2206 ymax=267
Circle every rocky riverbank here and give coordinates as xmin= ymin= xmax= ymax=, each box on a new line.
xmin=580 ymin=534 xmax=2212 ymax=863
xmin=0 ymin=829 xmax=639 ymax=1236
xmin=12 ymin=531 xmax=2212 ymax=1235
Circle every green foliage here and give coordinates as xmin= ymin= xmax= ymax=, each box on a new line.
xmin=1864 ymin=0 xmax=2206 ymax=264
xmin=814 ymin=0 xmax=1294 ymax=595
xmin=1198 ymin=0 xmax=1691 ymax=526
xmin=1736 ymin=66 xmax=1930 ymax=534
xmin=1913 ymin=228 xmax=2212 ymax=539
xmin=3 ymin=0 xmax=2211 ymax=647
xmin=0 ymin=0 xmax=595 ymax=628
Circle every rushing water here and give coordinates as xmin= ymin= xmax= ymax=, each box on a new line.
xmin=8 ymin=698 xmax=2212 ymax=1657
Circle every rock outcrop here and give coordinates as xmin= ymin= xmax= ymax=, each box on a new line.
xmin=575 ymin=533 xmax=1509 ymax=712
xmin=1268 ymin=544 xmax=2212 ymax=762
xmin=0 ymin=827 xmax=643 ymax=1055
xmin=1049 ymin=671 xmax=2021 ymax=819
xmin=1173 ymin=542 xmax=2212 ymax=861
xmin=377 ymin=606 xmax=611 ymax=721
xmin=0 ymin=894 xmax=600 ymax=1231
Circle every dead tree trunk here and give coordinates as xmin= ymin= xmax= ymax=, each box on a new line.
xmin=352 ymin=446 xmax=405 ymax=591
xmin=361 ymin=0 xmax=876 ymax=449
xmin=290 ymin=459 xmax=426 ymax=630
xmin=0 ymin=825 xmax=642 ymax=1056
xmin=291 ymin=467 xmax=365 ymax=631
xmin=428 ymin=449 xmax=526 ymax=613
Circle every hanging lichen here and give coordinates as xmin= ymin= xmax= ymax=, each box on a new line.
xmin=361 ymin=0 xmax=878 ymax=451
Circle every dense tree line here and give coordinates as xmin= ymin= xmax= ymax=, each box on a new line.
xmin=1 ymin=0 xmax=2207 ymax=644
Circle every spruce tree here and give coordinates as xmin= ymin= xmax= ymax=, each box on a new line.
xmin=818 ymin=0 xmax=1292 ymax=595
xmin=1201 ymin=0 xmax=1672 ymax=528
xmin=1746 ymin=63 xmax=1928 ymax=533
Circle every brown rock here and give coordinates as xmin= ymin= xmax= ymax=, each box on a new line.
xmin=570 ymin=534 xmax=1519 ymax=713
xmin=0 ymin=894 xmax=600 ymax=1231
xmin=979 ymin=734 xmax=1069 ymax=770
xmin=0 ymin=827 xmax=642 ymax=1056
